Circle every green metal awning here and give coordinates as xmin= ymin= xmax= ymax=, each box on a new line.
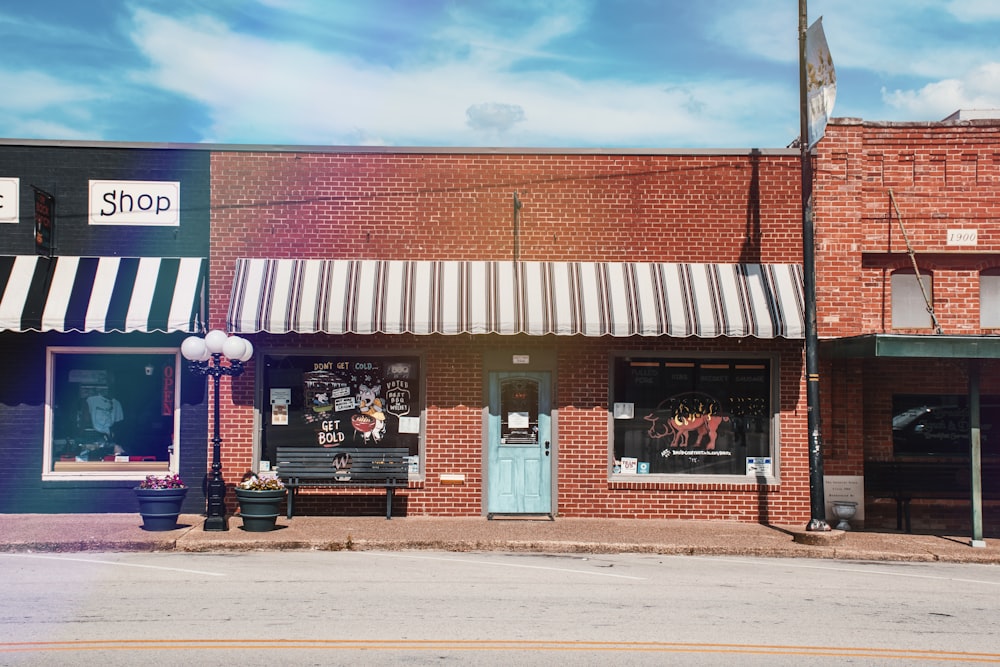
xmin=820 ymin=334 xmax=1000 ymax=359
xmin=821 ymin=332 xmax=998 ymax=546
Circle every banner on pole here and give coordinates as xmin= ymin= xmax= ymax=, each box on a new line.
xmin=806 ymin=17 xmax=836 ymax=148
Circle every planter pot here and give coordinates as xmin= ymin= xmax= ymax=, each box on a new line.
xmin=135 ymin=487 xmax=188 ymax=531
xmin=235 ymin=488 xmax=286 ymax=532
xmin=832 ymin=501 xmax=858 ymax=531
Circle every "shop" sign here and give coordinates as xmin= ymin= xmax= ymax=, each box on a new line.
xmin=0 ymin=177 xmax=18 ymax=223
xmin=89 ymin=180 xmax=180 ymax=226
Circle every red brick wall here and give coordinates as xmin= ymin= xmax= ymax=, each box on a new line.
xmin=208 ymin=148 xmax=811 ymax=523
xmin=815 ymin=119 xmax=1000 ymax=339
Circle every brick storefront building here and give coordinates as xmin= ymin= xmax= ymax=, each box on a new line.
xmin=0 ymin=145 xmax=210 ymax=514
xmin=209 ymin=148 xmax=812 ymax=523
xmin=816 ymin=117 xmax=1000 ymax=534
xmin=3 ymin=112 xmax=997 ymax=533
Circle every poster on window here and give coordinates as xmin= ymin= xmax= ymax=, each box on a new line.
xmin=262 ymin=355 xmax=421 ymax=462
xmin=612 ymin=358 xmax=771 ymax=475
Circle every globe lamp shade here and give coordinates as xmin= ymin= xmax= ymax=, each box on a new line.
xmin=204 ymin=329 xmax=228 ymax=354
xmin=222 ymin=336 xmax=247 ymax=362
xmin=181 ymin=336 xmax=207 ymax=362
xmin=237 ymin=339 xmax=254 ymax=362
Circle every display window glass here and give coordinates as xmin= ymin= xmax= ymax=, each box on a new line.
xmin=261 ymin=353 xmax=422 ymax=472
xmin=892 ymin=394 xmax=1000 ymax=457
xmin=610 ymin=356 xmax=774 ymax=478
xmin=45 ymin=347 xmax=179 ymax=479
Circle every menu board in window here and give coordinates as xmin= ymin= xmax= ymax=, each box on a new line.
xmin=262 ymin=354 xmax=421 ymax=463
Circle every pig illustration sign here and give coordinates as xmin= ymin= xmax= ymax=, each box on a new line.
xmin=262 ymin=354 xmax=421 ymax=463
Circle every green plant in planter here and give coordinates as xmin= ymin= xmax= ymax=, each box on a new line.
xmin=135 ymin=474 xmax=188 ymax=531
xmin=138 ymin=474 xmax=186 ymax=490
xmin=234 ymin=473 xmax=286 ymax=532
xmin=235 ymin=474 xmax=285 ymax=492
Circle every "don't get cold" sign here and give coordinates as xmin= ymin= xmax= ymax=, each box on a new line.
xmin=89 ymin=180 xmax=180 ymax=226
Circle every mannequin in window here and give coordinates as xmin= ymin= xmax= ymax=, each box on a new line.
xmin=86 ymin=387 xmax=124 ymax=437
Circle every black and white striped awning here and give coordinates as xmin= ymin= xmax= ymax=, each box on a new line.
xmin=0 ymin=256 xmax=206 ymax=333
xmin=228 ymin=259 xmax=804 ymax=339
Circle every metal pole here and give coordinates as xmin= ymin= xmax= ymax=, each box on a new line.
xmin=204 ymin=355 xmax=228 ymax=531
xmin=513 ymin=191 xmax=522 ymax=262
xmin=800 ymin=0 xmax=829 ymax=531
xmin=182 ymin=332 xmax=250 ymax=532
xmin=969 ymin=360 xmax=985 ymax=547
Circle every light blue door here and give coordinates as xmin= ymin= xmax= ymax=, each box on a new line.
xmin=487 ymin=371 xmax=552 ymax=515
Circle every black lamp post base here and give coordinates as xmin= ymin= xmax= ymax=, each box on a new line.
xmin=204 ymin=515 xmax=229 ymax=531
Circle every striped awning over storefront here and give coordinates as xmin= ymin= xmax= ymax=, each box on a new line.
xmin=0 ymin=256 xmax=206 ymax=333
xmin=228 ymin=259 xmax=804 ymax=339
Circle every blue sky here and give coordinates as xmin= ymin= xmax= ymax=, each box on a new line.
xmin=2 ymin=0 xmax=999 ymax=148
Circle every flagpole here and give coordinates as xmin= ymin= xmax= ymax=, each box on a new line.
xmin=799 ymin=0 xmax=830 ymax=531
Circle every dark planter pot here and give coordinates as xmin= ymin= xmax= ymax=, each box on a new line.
xmin=234 ymin=488 xmax=286 ymax=532
xmin=134 ymin=487 xmax=188 ymax=531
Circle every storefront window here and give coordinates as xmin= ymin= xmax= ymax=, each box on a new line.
xmin=261 ymin=353 xmax=422 ymax=470
xmin=892 ymin=394 xmax=999 ymax=457
xmin=46 ymin=348 xmax=179 ymax=477
xmin=611 ymin=357 xmax=773 ymax=477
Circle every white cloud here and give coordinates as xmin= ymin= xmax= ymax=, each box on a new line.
xmin=883 ymin=63 xmax=1000 ymax=118
xmin=466 ymin=103 xmax=526 ymax=134
xmin=124 ymin=6 xmax=790 ymax=147
xmin=946 ymin=0 xmax=1000 ymax=22
xmin=0 ymin=116 xmax=95 ymax=141
xmin=0 ymin=69 xmax=99 ymax=112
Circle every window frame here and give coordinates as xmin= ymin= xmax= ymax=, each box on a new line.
xmin=607 ymin=352 xmax=781 ymax=484
xmin=980 ymin=269 xmax=1000 ymax=328
xmin=43 ymin=346 xmax=182 ymax=481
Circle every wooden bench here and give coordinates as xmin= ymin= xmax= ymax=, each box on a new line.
xmin=276 ymin=447 xmax=411 ymax=519
xmin=864 ymin=460 xmax=1000 ymax=532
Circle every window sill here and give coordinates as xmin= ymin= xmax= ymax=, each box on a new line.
xmin=45 ymin=460 xmax=171 ymax=481
xmin=609 ymin=473 xmax=779 ymax=489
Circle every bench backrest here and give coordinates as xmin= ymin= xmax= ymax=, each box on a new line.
xmin=864 ymin=460 xmax=999 ymax=496
xmin=276 ymin=447 xmax=410 ymax=482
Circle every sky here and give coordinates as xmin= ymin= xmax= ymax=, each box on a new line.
xmin=2 ymin=0 xmax=999 ymax=149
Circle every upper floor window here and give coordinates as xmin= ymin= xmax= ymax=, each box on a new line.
xmin=981 ymin=270 xmax=1000 ymax=328
xmin=891 ymin=269 xmax=933 ymax=329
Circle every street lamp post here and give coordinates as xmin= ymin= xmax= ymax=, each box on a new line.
xmin=181 ymin=330 xmax=254 ymax=532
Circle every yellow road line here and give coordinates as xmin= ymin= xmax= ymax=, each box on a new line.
xmin=2 ymin=639 xmax=999 ymax=662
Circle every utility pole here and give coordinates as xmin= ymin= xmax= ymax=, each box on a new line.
xmin=799 ymin=0 xmax=830 ymax=531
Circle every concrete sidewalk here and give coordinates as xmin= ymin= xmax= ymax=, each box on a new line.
xmin=1 ymin=513 xmax=998 ymax=563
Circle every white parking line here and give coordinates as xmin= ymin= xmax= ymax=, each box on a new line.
xmin=0 ymin=553 xmax=225 ymax=576
xmin=688 ymin=555 xmax=1000 ymax=586
xmin=370 ymin=552 xmax=646 ymax=580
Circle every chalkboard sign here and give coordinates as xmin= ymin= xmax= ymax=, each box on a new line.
xmin=262 ymin=354 xmax=421 ymax=464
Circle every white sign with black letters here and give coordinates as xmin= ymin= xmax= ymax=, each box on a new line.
xmin=89 ymin=180 xmax=180 ymax=226
xmin=0 ymin=177 xmax=18 ymax=223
